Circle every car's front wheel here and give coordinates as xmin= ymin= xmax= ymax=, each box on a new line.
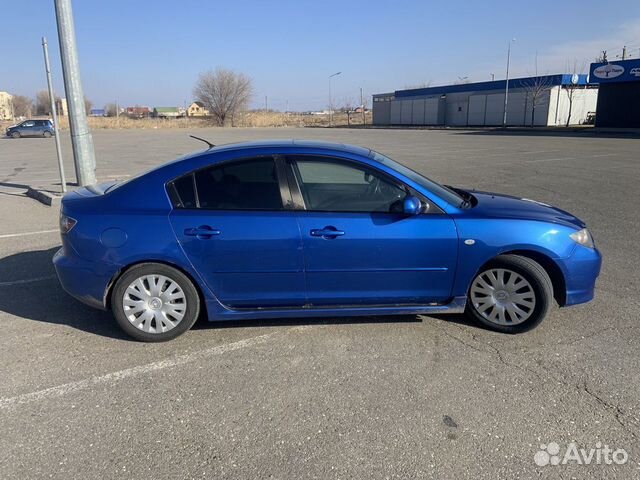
xmin=10 ymin=131 xmax=20 ymax=139
xmin=465 ymin=255 xmax=553 ymax=333
xmin=111 ymin=263 xmax=201 ymax=342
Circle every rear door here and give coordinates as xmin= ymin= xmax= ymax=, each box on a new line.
xmin=287 ymin=155 xmax=458 ymax=306
xmin=169 ymin=156 xmax=306 ymax=308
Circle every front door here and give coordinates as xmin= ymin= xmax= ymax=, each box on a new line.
xmin=289 ymin=156 xmax=458 ymax=306
xmin=169 ymin=157 xmax=305 ymax=308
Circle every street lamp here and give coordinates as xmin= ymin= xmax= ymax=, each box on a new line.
xmin=328 ymin=71 xmax=341 ymax=127
xmin=502 ymin=38 xmax=516 ymax=127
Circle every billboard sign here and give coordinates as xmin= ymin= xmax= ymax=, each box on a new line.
xmin=589 ymin=59 xmax=640 ymax=83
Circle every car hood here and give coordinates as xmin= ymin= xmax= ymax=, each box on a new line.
xmin=467 ymin=190 xmax=585 ymax=229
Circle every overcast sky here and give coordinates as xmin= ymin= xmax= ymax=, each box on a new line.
xmin=3 ymin=0 xmax=640 ymax=111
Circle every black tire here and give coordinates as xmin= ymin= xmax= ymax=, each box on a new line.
xmin=43 ymin=131 xmax=52 ymax=138
xmin=464 ymin=254 xmax=553 ymax=334
xmin=10 ymin=131 xmax=20 ymax=139
xmin=111 ymin=263 xmax=201 ymax=342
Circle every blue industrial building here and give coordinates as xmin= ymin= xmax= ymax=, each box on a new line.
xmin=373 ymin=74 xmax=598 ymax=127
xmin=589 ymin=58 xmax=640 ymax=128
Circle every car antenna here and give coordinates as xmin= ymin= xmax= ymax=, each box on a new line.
xmin=189 ymin=135 xmax=216 ymax=149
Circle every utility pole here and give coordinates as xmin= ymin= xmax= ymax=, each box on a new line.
xmin=42 ymin=37 xmax=67 ymax=193
xmin=264 ymin=95 xmax=268 ymax=111
xmin=328 ymin=71 xmax=341 ymax=127
xmin=54 ymin=0 xmax=96 ymax=186
xmin=360 ymin=87 xmax=365 ymax=125
xmin=502 ymin=38 xmax=515 ymax=128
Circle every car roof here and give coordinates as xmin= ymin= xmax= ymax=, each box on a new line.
xmin=201 ymin=139 xmax=371 ymax=156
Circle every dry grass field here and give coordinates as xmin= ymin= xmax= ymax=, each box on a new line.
xmin=1 ymin=110 xmax=372 ymax=132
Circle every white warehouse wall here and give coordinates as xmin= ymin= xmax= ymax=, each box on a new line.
xmin=378 ymin=86 xmax=597 ymax=127
xmin=547 ymin=87 xmax=598 ymax=126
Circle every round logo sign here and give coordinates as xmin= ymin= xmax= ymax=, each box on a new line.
xmin=593 ymin=64 xmax=625 ymax=79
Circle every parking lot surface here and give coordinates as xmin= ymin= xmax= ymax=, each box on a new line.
xmin=1 ymin=127 xmax=639 ymax=479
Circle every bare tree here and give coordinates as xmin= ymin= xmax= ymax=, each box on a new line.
xmin=36 ymin=90 xmax=53 ymax=115
xmin=342 ymin=97 xmax=355 ymax=126
xmin=193 ymin=68 xmax=253 ymax=126
xmin=564 ymin=61 xmax=585 ymax=127
xmin=11 ymin=95 xmax=33 ymax=118
xmin=84 ymin=97 xmax=93 ymax=115
xmin=105 ymin=103 xmax=118 ymax=117
xmin=523 ymin=76 xmax=553 ymax=127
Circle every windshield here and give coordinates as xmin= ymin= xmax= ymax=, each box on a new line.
xmin=370 ymin=150 xmax=465 ymax=207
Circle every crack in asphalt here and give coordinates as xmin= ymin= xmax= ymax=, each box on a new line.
xmin=436 ymin=324 xmax=639 ymax=441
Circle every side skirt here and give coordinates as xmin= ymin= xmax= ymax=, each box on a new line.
xmin=205 ymin=296 xmax=467 ymax=321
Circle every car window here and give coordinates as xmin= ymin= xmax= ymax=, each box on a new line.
xmin=171 ymin=158 xmax=283 ymax=210
xmin=293 ymin=157 xmax=407 ymax=213
xmin=172 ymin=175 xmax=197 ymax=208
xmin=22 ymin=121 xmax=35 ymax=127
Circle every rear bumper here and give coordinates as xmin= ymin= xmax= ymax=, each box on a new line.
xmin=53 ymin=247 xmax=118 ymax=310
xmin=557 ymin=245 xmax=602 ymax=306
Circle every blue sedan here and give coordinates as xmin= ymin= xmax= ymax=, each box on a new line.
xmin=53 ymin=140 xmax=601 ymax=341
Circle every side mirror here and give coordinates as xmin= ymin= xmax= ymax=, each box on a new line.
xmin=403 ymin=195 xmax=422 ymax=215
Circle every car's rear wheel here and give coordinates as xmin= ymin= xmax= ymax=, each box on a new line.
xmin=111 ymin=263 xmax=200 ymax=342
xmin=43 ymin=131 xmax=52 ymax=138
xmin=465 ymin=255 xmax=553 ymax=333
xmin=10 ymin=131 xmax=20 ymax=139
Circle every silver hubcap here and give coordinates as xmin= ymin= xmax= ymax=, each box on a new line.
xmin=470 ymin=268 xmax=536 ymax=326
xmin=123 ymin=274 xmax=187 ymax=334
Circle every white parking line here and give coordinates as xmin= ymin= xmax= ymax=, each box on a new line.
xmin=0 ymin=229 xmax=58 ymax=239
xmin=0 ymin=275 xmax=57 ymax=287
xmin=0 ymin=331 xmax=282 ymax=409
xmin=526 ymin=157 xmax=575 ymax=163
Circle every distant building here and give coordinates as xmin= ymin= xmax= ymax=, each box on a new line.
xmin=373 ymin=74 xmax=598 ymax=127
xmin=187 ymin=101 xmax=209 ymax=117
xmin=126 ymin=106 xmax=150 ymax=118
xmin=589 ymin=58 xmax=640 ymax=128
xmin=0 ymin=92 xmax=14 ymax=120
xmin=56 ymin=98 xmax=69 ymax=116
xmin=152 ymin=106 xmax=181 ymax=118
xmin=89 ymin=108 xmax=106 ymax=117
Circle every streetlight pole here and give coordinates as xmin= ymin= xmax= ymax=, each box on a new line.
xmin=54 ymin=0 xmax=97 ymax=186
xmin=42 ymin=37 xmax=67 ymax=193
xmin=502 ymin=38 xmax=515 ymax=128
xmin=328 ymin=71 xmax=341 ymax=127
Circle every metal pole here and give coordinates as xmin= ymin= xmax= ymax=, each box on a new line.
xmin=54 ymin=0 xmax=96 ymax=186
xmin=329 ymin=77 xmax=333 ymax=126
xmin=328 ymin=71 xmax=341 ymax=127
xmin=42 ymin=37 xmax=67 ymax=193
xmin=502 ymin=39 xmax=514 ymax=127
xmin=360 ymin=87 xmax=365 ymax=125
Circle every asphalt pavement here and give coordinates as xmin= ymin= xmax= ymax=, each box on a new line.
xmin=0 ymin=127 xmax=638 ymax=479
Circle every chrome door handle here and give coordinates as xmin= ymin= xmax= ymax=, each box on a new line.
xmin=310 ymin=227 xmax=345 ymax=238
xmin=184 ymin=226 xmax=221 ymax=238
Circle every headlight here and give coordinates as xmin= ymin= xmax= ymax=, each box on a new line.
xmin=570 ymin=228 xmax=594 ymax=248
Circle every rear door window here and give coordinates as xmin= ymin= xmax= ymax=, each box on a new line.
xmin=170 ymin=157 xmax=284 ymax=210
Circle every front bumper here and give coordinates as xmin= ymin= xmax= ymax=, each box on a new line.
xmin=557 ymin=245 xmax=602 ymax=306
xmin=53 ymin=247 xmax=119 ymax=310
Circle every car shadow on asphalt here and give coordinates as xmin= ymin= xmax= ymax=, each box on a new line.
xmin=0 ymin=247 xmax=131 ymax=341
xmin=0 ymin=247 xmax=481 ymax=340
